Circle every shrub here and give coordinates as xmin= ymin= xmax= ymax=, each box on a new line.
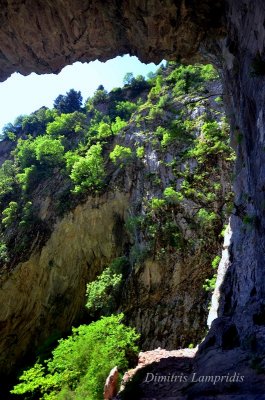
xmin=114 ymin=101 xmax=137 ymax=121
xmin=21 ymin=107 xmax=57 ymax=135
xmin=197 ymin=208 xmax=217 ymax=228
xmin=97 ymin=121 xmax=112 ymax=139
xmin=15 ymin=138 xmax=36 ymax=169
xmin=64 ymin=151 xmax=80 ymax=172
xmin=86 ymin=257 xmax=128 ymax=317
xmin=19 ymin=201 xmax=34 ymax=227
xmin=70 ymin=143 xmax=105 ymax=193
xmin=167 ymin=64 xmax=218 ymax=96
xmin=17 ymin=165 xmax=38 ymax=192
xmin=212 ymin=255 xmax=221 ymax=269
xmin=46 ymin=112 xmax=86 ymax=138
xmin=150 ymin=198 xmax=166 ymax=210
xmin=111 ymin=117 xmax=127 ymax=135
xmin=0 ymin=160 xmax=17 ymax=200
xmin=109 ymin=145 xmax=133 ymax=165
xmin=0 ymin=241 xmax=9 ymax=263
xmin=2 ymin=201 xmax=18 ymax=227
xmin=203 ymin=274 xmax=217 ymax=292
xmin=15 ymin=136 xmax=65 ymax=169
xmin=35 ymin=136 xmax=65 ymax=166
xmin=136 ymin=146 xmax=145 ymax=159
xmin=11 ymin=314 xmax=139 ymax=400
xmin=163 ymin=187 xmax=184 ymax=203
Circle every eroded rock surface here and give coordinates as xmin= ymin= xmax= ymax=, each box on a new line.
xmin=0 ymin=192 xmax=128 ymax=374
xmin=0 ymin=0 xmax=265 ymax=397
xmin=0 ymin=0 xmax=225 ymax=81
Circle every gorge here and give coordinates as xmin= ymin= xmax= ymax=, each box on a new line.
xmin=0 ymin=0 xmax=265 ymax=398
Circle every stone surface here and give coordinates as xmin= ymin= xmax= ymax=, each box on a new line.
xmin=104 ymin=366 xmax=119 ymax=400
xmin=207 ymin=222 xmax=232 ymax=327
xmin=201 ymin=0 xmax=265 ymax=359
xmin=0 ymin=191 xmax=128 ymax=374
xmin=0 ymin=0 xmax=265 ymax=397
xmin=0 ymin=0 xmax=225 ymax=81
xmin=116 ymin=347 xmax=265 ymax=399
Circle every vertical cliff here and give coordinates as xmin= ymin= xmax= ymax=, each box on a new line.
xmin=0 ymin=0 xmax=264 ymax=397
xmin=201 ymin=0 xmax=265 ymax=358
xmin=0 ymin=192 xmax=129 ymax=374
xmin=0 ymin=64 xmax=233 ymax=379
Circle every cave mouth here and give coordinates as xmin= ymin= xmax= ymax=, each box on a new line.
xmin=2 ymin=0 xmax=265 ymax=396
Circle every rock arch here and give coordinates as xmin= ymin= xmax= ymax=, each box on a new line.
xmin=1 ymin=0 xmax=265 ymax=394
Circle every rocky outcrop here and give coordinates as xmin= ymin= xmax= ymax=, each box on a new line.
xmin=0 ymin=0 xmax=265 ymax=396
xmin=0 ymin=0 xmax=225 ymax=81
xmin=0 ymin=192 xmax=128 ymax=374
xmin=104 ymin=366 xmax=119 ymax=400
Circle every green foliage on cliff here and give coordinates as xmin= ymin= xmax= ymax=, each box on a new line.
xmin=70 ymin=143 xmax=105 ymax=193
xmin=11 ymin=314 xmax=139 ymax=400
xmin=110 ymin=144 xmax=133 ymax=165
xmin=2 ymin=201 xmax=18 ymax=227
xmin=1 ymin=60 xmax=236 ymax=396
xmin=86 ymin=257 xmax=128 ymax=317
xmin=53 ymin=89 xmax=83 ymax=114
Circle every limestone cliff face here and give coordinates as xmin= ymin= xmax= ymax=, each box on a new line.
xmin=0 ymin=0 xmax=264 ymax=390
xmin=0 ymin=192 xmax=128 ymax=374
xmin=108 ymin=77 xmax=233 ymax=350
xmin=199 ymin=0 xmax=265 ymax=358
xmin=0 ymin=69 xmax=233 ymax=377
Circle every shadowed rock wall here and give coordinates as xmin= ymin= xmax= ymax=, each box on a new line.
xmin=0 ymin=0 xmax=225 ymax=80
xmin=0 ymin=0 xmax=265 ymax=384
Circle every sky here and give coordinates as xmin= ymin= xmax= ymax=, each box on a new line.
xmin=0 ymin=55 xmax=161 ymax=133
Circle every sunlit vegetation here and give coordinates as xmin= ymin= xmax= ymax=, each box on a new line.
xmin=0 ymin=61 xmax=235 ymax=397
xmin=0 ymin=61 xmax=234 ymax=268
xmin=11 ymin=314 xmax=139 ymax=400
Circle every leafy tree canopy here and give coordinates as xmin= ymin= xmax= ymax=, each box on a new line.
xmin=46 ymin=112 xmax=86 ymax=138
xmin=11 ymin=314 xmax=139 ymax=400
xmin=54 ymin=89 xmax=83 ymax=114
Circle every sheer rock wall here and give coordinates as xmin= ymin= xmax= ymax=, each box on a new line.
xmin=0 ymin=0 xmax=265 ymax=384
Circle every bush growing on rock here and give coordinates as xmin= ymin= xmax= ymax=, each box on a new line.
xmin=109 ymin=145 xmax=133 ymax=166
xmin=11 ymin=314 xmax=139 ymax=400
xmin=70 ymin=143 xmax=105 ymax=193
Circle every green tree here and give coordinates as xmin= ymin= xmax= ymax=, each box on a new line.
xmin=0 ymin=241 xmax=9 ymax=263
xmin=123 ymin=72 xmax=134 ymax=86
xmin=70 ymin=143 xmax=105 ymax=193
xmin=11 ymin=314 xmax=139 ymax=400
xmin=0 ymin=160 xmax=17 ymax=200
xmin=114 ymin=101 xmax=137 ymax=121
xmin=14 ymin=138 xmax=36 ymax=169
xmin=21 ymin=107 xmax=57 ymax=135
xmin=91 ymin=87 xmax=108 ymax=105
xmin=109 ymin=145 xmax=133 ymax=165
xmin=2 ymin=201 xmax=18 ymax=227
xmin=34 ymin=136 xmax=65 ymax=166
xmin=54 ymin=89 xmax=83 ymax=114
xmin=86 ymin=257 xmax=128 ymax=317
xmin=46 ymin=112 xmax=86 ymax=138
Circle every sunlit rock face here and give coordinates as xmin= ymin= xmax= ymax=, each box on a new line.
xmin=0 ymin=192 xmax=128 ymax=374
xmin=0 ymin=0 xmax=225 ymax=81
xmin=0 ymin=0 xmax=265 ymax=386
